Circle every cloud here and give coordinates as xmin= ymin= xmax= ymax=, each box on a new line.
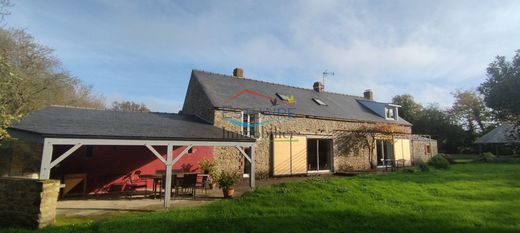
xmin=6 ymin=0 xmax=520 ymax=112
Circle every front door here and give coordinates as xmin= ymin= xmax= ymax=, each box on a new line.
xmin=307 ymin=139 xmax=332 ymax=172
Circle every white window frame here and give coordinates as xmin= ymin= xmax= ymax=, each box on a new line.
xmin=312 ymin=98 xmax=327 ymax=106
xmin=242 ymin=112 xmax=260 ymax=138
xmin=385 ymin=107 xmax=398 ymax=120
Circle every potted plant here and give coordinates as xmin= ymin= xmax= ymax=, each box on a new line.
xmin=198 ymin=158 xmax=217 ymax=174
xmin=209 ymin=169 xmax=219 ymax=189
xmin=217 ymin=172 xmax=237 ymax=198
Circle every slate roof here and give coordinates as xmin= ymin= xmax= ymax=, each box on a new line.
xmin=191 ymin=70 xmax=411 ymax=125
xmin=475 ymin=123 xmax=519 ymax=144
xmin=8 ymin=106 xmax=254 ymax=142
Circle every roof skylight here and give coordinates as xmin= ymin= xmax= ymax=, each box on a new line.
xmin=312 ymin=98 xmax=327 ymax=106
xmin=276 ymin=93 xmax=289 ymax=101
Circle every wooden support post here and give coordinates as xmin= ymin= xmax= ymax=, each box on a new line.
xmin=235 ymin=145 xmax=252 ymax=163
xmin=145 ymin=144 xmax=167 ymax=164
xmin=164 ymin=144 xmax=173 ymax=209
xmin=40 ymin=139 xmax=53 ymax=179
xmin=172 ymin=145 xmax=193 ymax=165
xmin=49 ymin=143 xmax=82 ymax=168
xmin=250 ymin=146 xmax=255 ymax=190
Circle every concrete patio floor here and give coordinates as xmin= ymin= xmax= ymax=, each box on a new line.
xmin=56 ymin=176 xmax=320 ymax=222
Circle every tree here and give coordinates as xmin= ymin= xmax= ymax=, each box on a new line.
xmin=449 ymin=89 xmax=490 ymax=138
xmin=0 ymin=0 xmax=10 ymax=23
xmin=413 ymin=104 xmax=467 ymax=153
xmin=0 ymin=28 xmax=105 ymax=140
xmin=392 ymin=94 xmax=423 ymax=122
xmin=110 ymin=101 xmax=150 ymax=112
xmin=479 ymin=50 xmax=520 ymax=125
xmin=0 ymin=55 xmax=18 ymax=139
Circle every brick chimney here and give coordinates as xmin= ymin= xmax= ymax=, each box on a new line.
xmin=364 ymin=89 xmax=373 ymax=100
xmin=313 ymin=82 xmax=324 ymax=93
xmin=233 ymin=67 xmax=244 ymax=78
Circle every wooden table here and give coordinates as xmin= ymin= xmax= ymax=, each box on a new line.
xmin=139 ymin=174 xmax=162 ymax=199
xmin=156 ymin=173 xmax=211 ymax=198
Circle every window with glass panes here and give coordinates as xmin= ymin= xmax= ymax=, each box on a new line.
xmin=242 ymin=113 xmax=257 ymax=137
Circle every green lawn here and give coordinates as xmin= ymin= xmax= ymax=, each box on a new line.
xmin=4 ymin=163 xmax=520 ymax=233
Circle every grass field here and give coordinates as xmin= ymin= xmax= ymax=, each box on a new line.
xmin=3 ymin=163 xmax=520 ymax=233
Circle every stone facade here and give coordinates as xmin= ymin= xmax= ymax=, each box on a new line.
xmin=0 ymin=178 xmax=60 ymax=229
xmin=0 ymin=140 xmax=41 ymax=177
xmin=213 ymin=109 xmax=412 ymax=177
xmin=181 ymin=74 xmax=216 ymax=124
xmin=411 ymin=138 xmax=439 ymax=164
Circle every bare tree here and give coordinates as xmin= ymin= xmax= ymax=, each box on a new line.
xmin=110 ymin=101 xmax=150 ymax=112
xmin=0 ymin=0 xmax=11 ymax=23
xmin=1 ymin=28 xmax=105 ymax=140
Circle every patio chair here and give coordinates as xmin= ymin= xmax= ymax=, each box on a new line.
xmin=195 ymin=175 xmax=210 ymax=194
xmin=181 ymin=173 xmax=198 ymax=196
xmin=121 ymin=170 xmax=148 ymax=199
xmin=161 ymin=174 xmax=180 ymax=198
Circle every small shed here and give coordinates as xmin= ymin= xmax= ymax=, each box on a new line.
xmin=475 ymin=123 xmax=519 ymax=155
xmin=475 ymin=123 xmax=519 ymax=144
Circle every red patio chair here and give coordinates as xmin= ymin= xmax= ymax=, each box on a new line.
xmin=121 ymin=170 xmax=148 ymax=198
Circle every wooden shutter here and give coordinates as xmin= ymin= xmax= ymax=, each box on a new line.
xmin=290 ymin=136 xmax=307 ymax=174
xmin=394 ymin=139 xmax=411 ymax=166
xmin=273 ymin=135 xmax=308 ymax=175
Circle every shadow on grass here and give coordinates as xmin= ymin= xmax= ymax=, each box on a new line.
xmin=4 ymin=208 xmax=517 ymax=233
xmin=358 ymin=163 xmax=520 ymax=185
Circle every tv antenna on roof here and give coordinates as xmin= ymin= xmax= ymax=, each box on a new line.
xmin=322 ymin=70 xmax=334 ymax=86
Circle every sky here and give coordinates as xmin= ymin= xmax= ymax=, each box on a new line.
xmin=5 ymin=0 xmax=520 ymax=112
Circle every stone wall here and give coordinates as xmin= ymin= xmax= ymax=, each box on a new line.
xmin=0 ymin=140 xmax=42 ymax=177
xmin=411 ymin=139 xmax=438 ymax=164
xmin=213 ymin=110 xmax=412 ymax=176
xmin=180 ymin=74 xmax=215 ymax=124
xmin=0 ymin=178 xmax=60 ymax=229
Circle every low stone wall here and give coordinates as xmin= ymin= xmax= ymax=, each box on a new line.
xmin=0 ymin=178 xmax=60 ymax=229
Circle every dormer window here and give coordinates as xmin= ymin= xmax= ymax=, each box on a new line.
xmin=385 ymin=106 xmax=397 ymax=120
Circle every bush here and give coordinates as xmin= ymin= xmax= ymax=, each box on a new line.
xmin=403 ymin=168 xmax=417 ymax=173
xmin=440 ymin=154 xmax=456 ymax=164
xmin=418 ymin=163 xmax=430 ymax=172
xmin=480 ymin=152 xmax=497 ymax=162
xmin=428 ymin=154 xmax=450 ymax=169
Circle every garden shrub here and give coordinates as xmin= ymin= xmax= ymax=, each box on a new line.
xmin=418 ymin=163 xmax=430 ymax=172
xmin=440 ymin=154 xmax=456 ymax=164
xmin=480 ymin=152 xmax=497 ymax=162
xmin=428 ymin=154 xmax=450 ymax=169
xmin=403 ymin=168 xmax=417 ymax=173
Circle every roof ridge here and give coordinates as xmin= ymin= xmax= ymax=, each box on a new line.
xmin=50 ymin=105 xmax=106 ymax=111
xmin=192 ymin=69 xmax=365 ymax=99
xmin=50 ymin=105 xmax=182 ymax=115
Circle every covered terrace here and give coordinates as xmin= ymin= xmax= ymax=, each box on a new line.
xmin=7 ymin=106 xmax=256 ymax=208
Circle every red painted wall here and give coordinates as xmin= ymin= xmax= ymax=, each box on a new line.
xmin=51 ymin=145 xmax=214 ymax=194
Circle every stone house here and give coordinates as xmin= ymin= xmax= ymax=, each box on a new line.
xmin=182 ymin=68 xmax=435 ymax=177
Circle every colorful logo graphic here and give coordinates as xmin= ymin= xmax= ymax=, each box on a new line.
xmin=221 ymin=89 xmax=296 ymax=129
